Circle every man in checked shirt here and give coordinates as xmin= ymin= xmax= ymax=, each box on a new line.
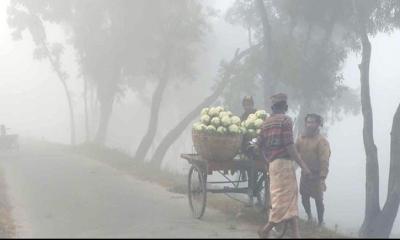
xmin=257 ymin=93 xmax=311 ymax=238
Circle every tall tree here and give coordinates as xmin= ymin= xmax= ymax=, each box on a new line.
xmin=83 ymin=77 xmax=90 ymax=142
xmin=8 ymin=0 xmax=160 ymax=145
xmin=224 ymin=0 xmax=359 ymax=128
xmin=69 ymin=0 xmax=130 ymax=145
xmin=350 ymin=0 xmax=400 ymax=237
xmin=133 ymin=0 xmax=208 ymax=162
xmin=7 ymin=1 xmax=77 ymax=145
xmin=353 ymin=1 xmax=379 ymax=236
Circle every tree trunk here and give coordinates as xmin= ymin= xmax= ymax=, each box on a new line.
xmin=61 ymin=78 xmax=76 ymax=146
xmin=95 ymin=94 xmax=114 ymax=145
xmin=357 ymin=104 xmax=400 ymax=238
xmin=134 ymin=75 xmax=168 ymax=162
xmin=27 ymin=13 xmax=76 ymax=145
xmin=353 ymin=3 xmax=400 ymax=236
xmin=294 ymin=99 xmax=310 ymax=138
xmin=84 ymin=78 xmax=90 ymax=142
xmin=149 ymin=45 xmax=261 ymax=167
xmin=255 ymin=0 xmax=274 ymax=110
xmin=379 ymin=103 xmax=400 ymax=236
xmin=44 ymin=45 xmax=76 ymax=145
xmin=294 ymin=12 xmax=336 ymax=136
xmin=94 ymin=54 xmax=120 ymax=146
xmin=358 ymin=22 xmax=380 ymax=238
xmin=90 ymin=84 xmax=98 ymax=141
xmin=294 ymin=22 xmax=314 ymax=136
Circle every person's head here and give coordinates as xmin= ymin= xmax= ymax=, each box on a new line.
xmin=304 ymin=113 xmax=323 ymax=133
xmin=242 ymin=96 xmax=254 ymax=112
xmin=270 ymin=93 xmax=288 ymax=114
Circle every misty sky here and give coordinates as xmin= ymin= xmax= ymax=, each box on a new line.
xmin=0 ymin=0 xmax=400 ymax=236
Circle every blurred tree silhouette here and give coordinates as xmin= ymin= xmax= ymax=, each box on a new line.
xmin=132 ymin=0 xmax=209 ymax=162
xmin=7 ymin=0 xmax=77 ymax=145
xmin=7 ymin=0 xmax=209 ymax=149
xmin=224 ymin=0 xmax=360 ymax=135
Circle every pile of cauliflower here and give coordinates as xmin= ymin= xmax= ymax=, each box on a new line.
xmin=241 ymin=110 xmax=268 ymax=139
xmin=192 ymin=106 xmax=243 ymax=135
xmin=192 ymin=106 xmax=269 ymax=139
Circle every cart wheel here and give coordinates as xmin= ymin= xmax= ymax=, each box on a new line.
xmin=188 ymin=165 xmax=207 ymax=219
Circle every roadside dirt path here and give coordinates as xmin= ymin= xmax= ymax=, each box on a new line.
xmin=0 ymin=144 xmax=258 ymax=238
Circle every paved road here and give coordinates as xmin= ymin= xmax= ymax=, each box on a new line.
xmin=0 ymin=143 xmax=257 ymax=238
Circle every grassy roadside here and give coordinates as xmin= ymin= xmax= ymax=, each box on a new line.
xmin=0 ymin=168 xmax=16 ymax=238
xmin=70 ymin=142 xmax=348 ymax=238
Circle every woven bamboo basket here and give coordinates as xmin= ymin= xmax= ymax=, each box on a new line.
xmin=192 ymin=130 xmax=243 ymax=162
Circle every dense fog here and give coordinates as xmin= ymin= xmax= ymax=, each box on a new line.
xmin=1 ymin=0 xmax=400 ymax=237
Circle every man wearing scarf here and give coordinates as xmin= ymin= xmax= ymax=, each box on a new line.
xmin=296 ymin=113 xmax=331 ymax=226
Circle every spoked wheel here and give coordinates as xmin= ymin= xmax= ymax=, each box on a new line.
xmin=188 ymin=165 xmax=207 ymax=219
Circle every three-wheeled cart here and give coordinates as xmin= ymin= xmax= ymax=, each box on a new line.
xmin=181 ymin=153 xmax=269 ymax=219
